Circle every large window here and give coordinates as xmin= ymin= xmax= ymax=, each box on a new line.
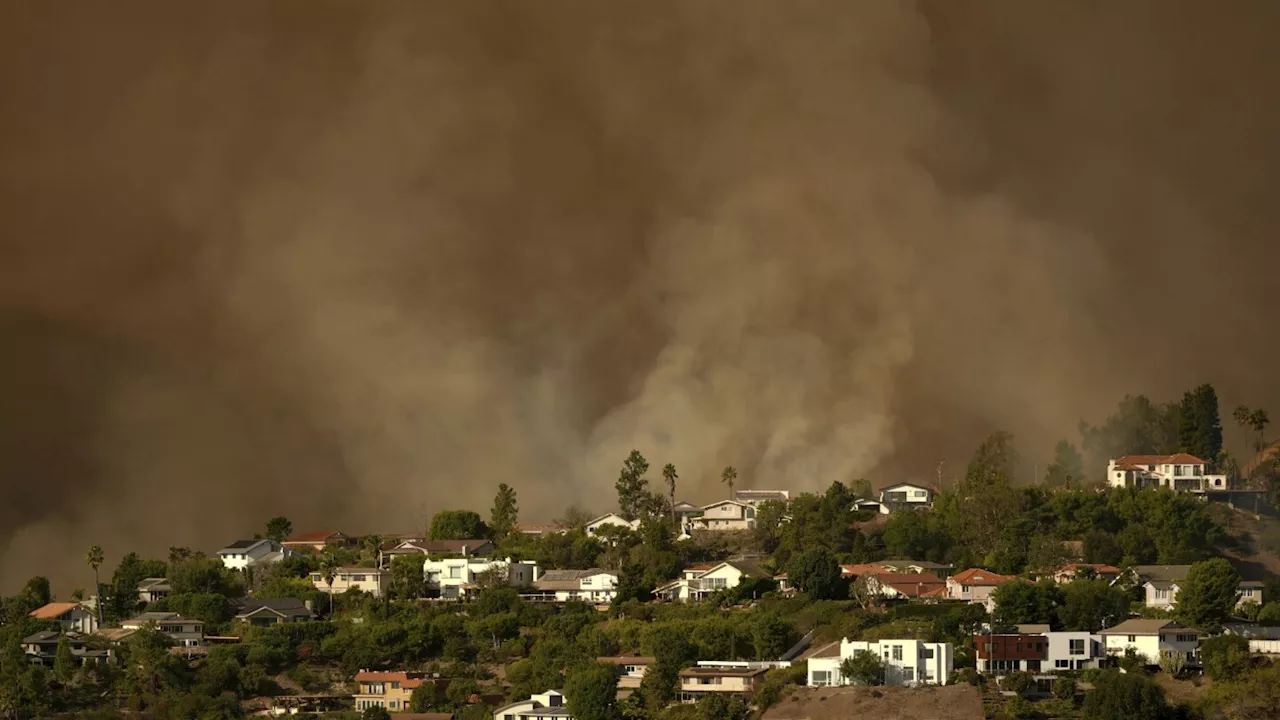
xmin=903 ymin=668 xmax=914 ymax=682
xmin=919 ymin=646 xmax=934 ymax=659
xmin=812 ymin=671 xmax=830 ymax=686
xmin=892 ymin=646 xmax=903 ymax=661
xmin=1069 ymin=639 xmax=1085 ymax=656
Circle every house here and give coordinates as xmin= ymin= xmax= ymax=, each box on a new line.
xmin=122 ymin=612 xmax=204 ymax=647
xmin=216 ymin=539 xmax=294 ymax=570
xmin=21 ymin=630 xmax=116 ymax=667
xmin=354 ymin=670 xmax=428 ymax=712
xmin=596 ymin=656 xmax=655 ymax=688
xmin=1240 ymin=581 xmax=1265 ymax=606
xmin=688 ymin=500 xmax=756 ymax=531
xmin=517 ymin=524 xmax=565 ymax=538
xmin=232 ymin=598 xmax=314 ymax=626
xmin=136 ymin=578 xmax=171 ymax=604
xmin=1015 ymin=625 xmax=1106 ymax=671
xmin=494 ymin=690 xmax=573 ymax=720
xmin=678 ymin=665 xmax=768 ymax=702
xmin=864 ymin=572 xmax=948 ymax=600
xmin=309 ymin=567 xmax=391 ymax=597
xmin=877 ymin=483 xmax=936 ymax=512
xmin=1223 ymin=624 xmax=1280 ymax=655
xmin=672 ymin=501 xmax=703 ymax=530
xmin=417 ymin=539 xmax=496 ymax=557
xmin=530 ymin=569 xmax=618 ymax=604
xmin=1107 ymin=454 xmax=1227 ymax=493
xmin=732 ymin=489 xmax=790 ymax=506
xmin=1051 ymin=563 xmax=1121 ymax=585
xmin=1126 ymin=565 xmax=1263 ymax=609
xmin=876 ymin=560 xmax=954 ymax=578
xmin=282 ymin=530 xmax=352 ymax=552
xmin=29 ymin=602 xmax=98 ymax=634
xmin=946 ymin=569 xmax=1016 ymax=611
xmin=654 ymin=559 xmax=771 ymax=602
xmin=974 ymin=633 xmax=1048 ymax=674
xmin=1099 ymin=619 xmax=1202 ymax=665
xmin=422 ymin=557 xmax=538 ymax=599
xmin=584 ymin=513 xmax=640 ymax=538
xmin=807 ymin=638 xmax=953 ymax=687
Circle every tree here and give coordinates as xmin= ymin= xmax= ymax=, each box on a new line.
xmin=319 ymin=554 xmax=338 ymax=615
xmin=265 ymin=516 xmax=293 ymax=542
xmin=53 ymin=632 xmax=74 ymax=683
xmin=721 ymin=466 xmax=737 ymax=498
xmin=362 ymin=706 xmax=391 ymax=720
xmin=490 ymin=483 xmax=520 ymax=539
xmin=1175 ymin=558 xmax=1241 ymax=631
xmin=1079 ymin=394 xmax=1180 ymax=467
xmin=992 ymin=581 xmax=1062 ymax=628
xmin=1201 ymin=634 xmax=1252 ymax=681
xmin=751 ymin=614 xmax=791 ymax=660
xmin=784 ymin=548 xmax=843 ymax=600
xmin=429 ymin=510 xmax=488 ymax=540
xmin=848 ymin=574 xmax=879 ymax=610
xmin=86 ymin=545 xmax=104 ymax=628
xmin=751 ymin=500 xmax=788 ymax=553
xmin=390 ymin=555 xmax=426 ymax=599
xmin=1053 ymin=676 xmax=1078 ymax=701
xmin=839 ymin=651 xmax=884 ymax=685
xmin=169 ymin=556 xmax=235 ymax=596
xmin=615 ymin=450 xmax=650 ymax=522
xmin=1249 ymin=409 xmax=1271 ymax=453
xmin=1083 ymin=529 xmax=1123 ymax=566
xmin=612 ymin=562 xmax=653 ymax=606
xmin=662 ymin=464 xmax=678 ymax=524
xmin=1235 ymin=405 xmax=1253 ymax=458
xmin=1044 ymin=440 xmax=1085 ymax=488
xmin=556 ymin=506 xmax=594 ymax=530
xmin=954 ymin=432 xmax=1024 ymax=559
xmin=1257 ymin=601 xmax=1280 ymax=625
xmin=1083 ymin=671 xmax=1168 ymax=720
xmin=1057 ymin=580 xmax=1131 ymax=632
xmin=409 ymin=682 xmax=439 ymax=711
xmin=565 ymin=661 xmax=620 ymax=720
xmin=1178 ymin=383 xmax=1224 ymax=467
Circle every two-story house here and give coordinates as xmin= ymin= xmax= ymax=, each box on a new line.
xmin=1017 ymin=625 xmax=1106 ymax=671
xmin=947 ymin=569 xmax=1016 ymax=612
xmin=530 ymin=569 xmax=618 ymax=604
xmin=1107 ymin=454 xmax=1228 ymax=493
xmin=732 ymin=490 xmax=790 ymax=506
xmin=354 ymin=670 xmax=427 ymax=712
xmin=494 ymin=690 xmax=573 ymax=720
xmin=863 ymin=572 xmax=948 ymax=600
xmin=122 ymin=612 xmax=204 ymax=647
xmin=584 ymin=513 xmax=641 ymax=538
xmin=1100 ymin=619 xmax=1202 ymax=665
xmin=1124 ymin=565 xmax=1263 ymax=610
xmin=136 ymin=578 xmax=171 ymax=604
xmin=879 ymin=483 xmax=936 ymax=511
xmin=654 ymin=560 xmax=770 ymax=602
xmin=974 ymin=633 xmax=1048 ymax=674
xmin=807 ymin=638 xmax=953 ymax=687
xmin=1051 ymin=563 xmax=1122 ymax=585
xmin=28 ymin=602 xmax=98 ymax=634
xmin=216 ymin=539 xmax=294 ymax=571
xmin=380 ymin=538 xmax=496 ymax=568
xmin=309 ymin=567 xmax=391 ymax=598
xmin=596 ymin=656 xmax=655 ymax=688
xmin=422 ymin=557 xmax=538 ymax=599
xmin=688 ymin=500 xmax=757 ymax=531
xmin=21 ymin=630 xmax=116 ymax=667
xmin=679 ymin=665 xmax=768 ymax=702
xmin=232 ymin=598 xmax=314 ymax=626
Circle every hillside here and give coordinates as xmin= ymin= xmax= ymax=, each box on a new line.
xmin=761 ymin=685 xmax=984 ymax=720
xmin=1213 ymin=503 xmax=1280 ymax=581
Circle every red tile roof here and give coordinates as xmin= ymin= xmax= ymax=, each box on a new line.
xmin=1114 ymin=453 xmax=1207 ymax=466
xmin=355 ymin=670 xmax=426 ymax=688
xmin=1059 ymin=563 xmax=1121 ymax=575
xmin=840 ymin=563 xmax=890 ymax=577
xmin=29 ymin=602 xmax=83 ymax=619
xmin=877 ymin=574 xmax=947 ymax=598
xmin=949 ymin=568 xmax=1015 ymax=586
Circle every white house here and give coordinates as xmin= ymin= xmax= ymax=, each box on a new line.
xmin=122 ymin=612 xmax=204 ymax=647
xmin=1014 ymin=626 xmax=1106 ymax=672
xmin=877 ymin=483 xmax=935 ymax=511
xmin=28 ymin=603 xmax=98 ymax=634
xmin=1127 ymin=565 xmax=1263 ymax=610
xmin=946 ymin=569 xmax=1016 ymax=612
xmin=423 ymin=556 xmax=538 ymax=599
xmin=732 ymin=489 xmax=790 ymax=506
xmin=688 ymin=500 xmax=756 ymax=531
xmin=655 ymin=560 xmax=770 ymax=602
xmin=596 ymin=656 xmax=655 ymax=688
xmin=530 ymin=569 xmax=619 ymax=604
xmin=808 ymin=638 xmax=953 ymax=687
xmin=1107 ymin=454 xmax=1228 ymax=493
xmin=216 ymin=539 xmax=294 ymax=571
xmin=136 ymin=578 xmax=171 ymax=604
xmin=1100 ymin=619 xmax=1202 ymax=665
xmin=309 ymin=567 xmax=391 ymax=598
xmin=584 ymin=513 xmax=640 ymax=538
xmin=493 ymin=690 xmax=573 ymax=720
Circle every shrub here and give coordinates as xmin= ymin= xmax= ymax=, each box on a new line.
xmin=1052 ymin=676 xmax=1078 ymax=701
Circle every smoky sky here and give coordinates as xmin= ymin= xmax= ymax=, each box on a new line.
xmin=2 ymin=0 xmax=1278 ymax=592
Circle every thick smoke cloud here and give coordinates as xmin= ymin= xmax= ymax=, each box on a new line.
xmin=1 ymin=1 xmax=1278 ymax=591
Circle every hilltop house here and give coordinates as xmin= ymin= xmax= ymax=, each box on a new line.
xmin=1100 ymin=619 xmax=1202 ymax=664
xmin=309 ymin=567 xmax=391 ymax=598
xmin=232 ymin=598 xmax=314 ymax=626
xmin=122 ymin=612 xmax=204 ymax=647
xmin=879 ymin=483 xmax=936 ymax=511
xmin=679 ymin=664 xmax=770 ymax=702
xmin=1107 ymin=454 xmax=1228 ymax=493
xmin=216 ymin=539 xmax=294 ymax=571
xmin=732 ymin=490 xmax=790 ymax=506
xmin=282 ymin=530 xmax=352 ymax=552
xmin=974 ymin=633 xmax=1048 ymax=674
xmin=28 ymin=602 xmax=98 ymax=634
xmin=946 ymin=569 xmax=1016 ymax=612
xmin=688 ymin=500 xmax=757 ymax=531
xmin=529 ymin=569 xmax=618 ymax=604
xmin=655 ymin=560 xmax=771 ymax=602
xmin=596 ymin=656 xmax=656 ymax=689
xmin=494 ymin=690 xmax=573 ymax=720
xmin=808 ymin=638 xmax=953 ymax=687
xmin=422 ymin=557 xmax=537 ymax=599
xmin=354 ymin=670 xmax=431 ymax=712
xmin=1017 ymin=625 xmax=1107 ymax=671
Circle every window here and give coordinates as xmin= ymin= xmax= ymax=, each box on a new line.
xmin=448 ymin=567 xmax=462 ymax=579
xmin=962 ymin=585 xmax=971 ymax=594
xmin=1177 ymin=634 xmax=1197 ymax=643
xmin=892 ymin=645 xmax=903 ymax=661
xmin=903 ymin=668 xmax=914 ymax=681
xmin=1056 ymin=659 xmax=1070 ymax=669
xmin=1070 ymin=639 xmax=1084 ymax=655
xmin=1016 ymin=643 xmax=1023 ymax=652
xmin=390 ymin=681 xmax=399 ymax=689
xmin=389 ymin=701 xmax=398 ymax=710
xmin=1156 ymin=589 xmax=1169 ymax=600
xmin=919 ymin=646 xmax=934 ymax=659
xmin=352 ymin=574 xmax=366 ymax=582
xmin=1159 ymin=634 xmax=1166 ymax=643
xmin=983 ymin=643 xmax=993 ymax=654
xmin=1128 ymin=635 xmax=1136 ymax=643
xmin=812 ymin=670 xmax=830 ymax=685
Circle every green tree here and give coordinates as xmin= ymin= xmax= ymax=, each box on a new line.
xmin=784 ymin=548 xmax=843 ymax=600
xmin=611 ymin=562 xmax=653 ymax=606
xmin=265 ymin=516 xmax=292 ymax=542
xmin=1256 ymin=601 xmax=1280 ymax=625
xmin=1083 ymin=529 xmax=1124 ymax=566
xmin=839 ymin=651 xmax=884 ymax=685
xmin=662 ymin=464 xmax=678 ymax=524
xmin=1178 ymin=383 xmax=1224 ymax=467
xmin=1249 ymin=408 xmax=1271 ymax=453
xmin=1053 ymin=676 xmax=1078 ymax=701
xmin=991 ymin=580 xmax=1062 ymax=627
xmin=53 ymin=632 xmax=74 ymax=683
xmin=751 ymin=499 xmax=788 ymax=553
xmin=410 ymin=681 xmax=439 ymax=711
xmin=86 ymin=545 xmax=104 ymax=628
xmin=565 ymin=661 xmax=620 ymax=720
xmin=362 ymin=706 xmax=391 ymax=720
xmin=615 ymin=450 xmax=650 ymax=522
xmin=1044 ymin=440 xmax=1085 ymax=488
xmin=1082 ymin=671 xmax=1168 ymax=720
xmin=1174 ymin=558 xmax=1241 ymax=631
xmin=751 ymin=614 xmax=791 ymax=660
xmin=1057 ymin=580 xmax=1130 ymax=632
xmin=721 ymin=466 xmax=737 ymax=497
xmin=642 ymin=625 xmax=693 ymax=708
xmin=169 ymin=556 xmax=236 ymax=596
xmin=955 ymin=432 xmax=1024 ymax=559
xmin=319 ymin=554 xmax=338 ymax=615
xmin=1201 ymin=634 xmax=1252 ymax=681
xmin=429 ymin=510 xmax=488 ymax=540
xmin=390 ymin=555 xmax=426 ymax=599
xmin=490 ymin=483 xmax=520 ymax=539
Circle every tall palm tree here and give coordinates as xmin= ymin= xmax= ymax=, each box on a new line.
xmin=364 ymin=534 xmax=384 ymax=570
xmin=721 ymin=466 xmax=738 ymax=498
xmin=663 ymin=464 xmax=678 ymax=525
xmin=320 ymin=554 xmax=338 ymax=615
xmin=85 ymin=545 xmax=104 ymax=628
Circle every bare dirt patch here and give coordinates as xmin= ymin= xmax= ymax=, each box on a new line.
xmin=761 ymin=684 xmax=984 ymax=720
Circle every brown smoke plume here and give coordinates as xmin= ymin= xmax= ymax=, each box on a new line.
xmin=1 ymin=0 xmax=1278 ymax=591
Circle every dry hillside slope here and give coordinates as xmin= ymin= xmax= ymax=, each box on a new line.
xmin=762 ymin=685 xmax=983 ymax=720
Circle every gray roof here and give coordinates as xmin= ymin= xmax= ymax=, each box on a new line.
xmin=724 ymin=558 xmax=770 ymax=579
xmin=1240 ymin=580 xmax=1266 ymax=588
xmin=233 ymin=598 xmax=313 ymax=618
xmin=125 ymin=612 xmax=204 ymax=625
xmin=1131 ymin=565 xmax=1194 ymax=583
xmin=1223 ymin=624 xmax=1280 ymax=639
xmin=23 ymin=630 xmax=84 ymax=645
xmin=1100 ymin=619 xmax=1200 ymax=635
xmin=220 ymin=539 xmax=264 ymax=551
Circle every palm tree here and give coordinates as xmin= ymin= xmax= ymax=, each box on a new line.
xmin=320 ymin=554 xmax=338 ymax=615
xmin=86 ymin=545 xmax=104 ymax=629
xmin=364 ymin=534 xmax=384 ymax=570
xmin=721 ymin=466 xmax=738 ymax=498
xmin=1234 ymin=406 xmax=1253 ymax=460
xmin=663 ymin=464 xmax=678 ymax=524
xmin=1249 ymin=409 xmax=1271 ymax=454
